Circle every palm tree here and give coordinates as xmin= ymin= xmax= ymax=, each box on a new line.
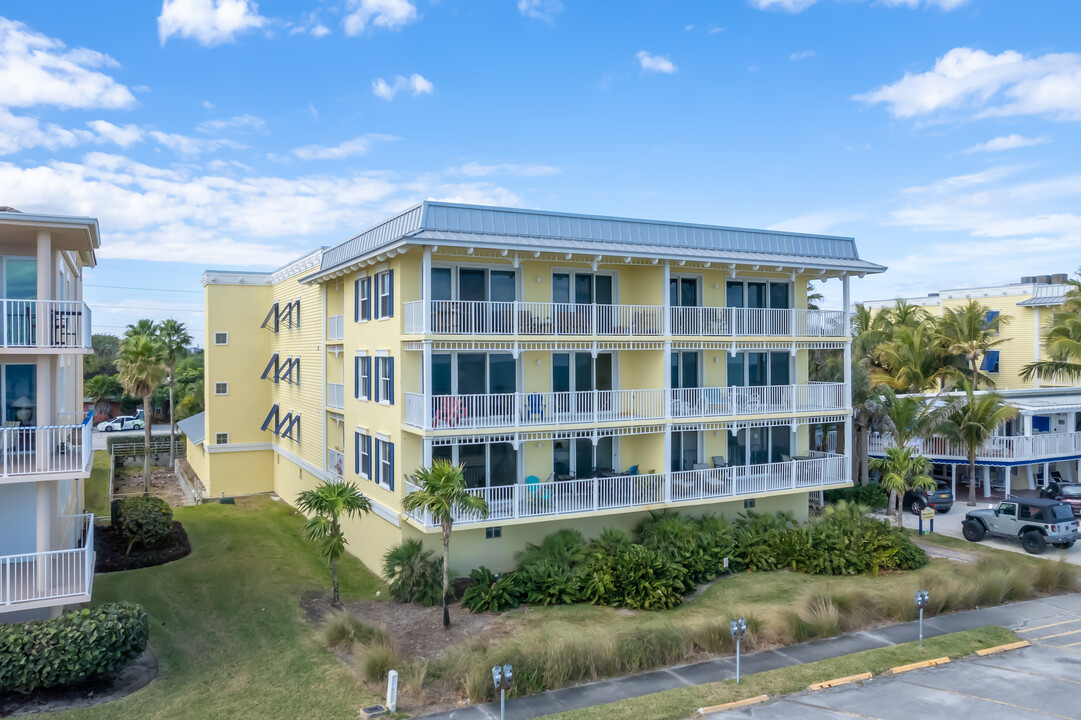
xmin=84 ymin=374 xmax=121 ymax=419
xmin=936 ymin=299 xmax=1010 ymax=390
xmin=806 ymin=282 xmax=824 ymax=311
xmin=873 ymin=323 xmax=956 ymax=393
xmin=124 ymin=318 xmax=157 ymax=339
xmin=402 ymin=460 xmax=489 ymax=629
xmin=157 ymin=319 xmax=192 ymax=468
xmin=847 ymin=304 xmax=893 ymax=485
xmin=874 ymin=388 xmax=938 ymax=519
xmin=1021 ymin=312 xmax=1081 ymax=384
xmin=936 ymin=382 xmax=1017 ymax=506
xmin=117 ymin=335 xmax=166 ymax=495
xmin=869 ymin=445 xmax=935 ymax=527
xmin=297 ymin=481 xmax=372 ymax=606
xmin=886 ymin=299 xmax=929 ymax=328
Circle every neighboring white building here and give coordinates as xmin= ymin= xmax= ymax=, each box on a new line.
xmin=0 ymin=209 xmax=98 ymax=623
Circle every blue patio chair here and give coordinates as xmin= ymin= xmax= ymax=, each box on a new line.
xmin=526 ymin=393 xmax=545 ymax=421
xmin=625 ymin=464 xmax=639 ymax=476
xmin=525 ymin=474 xmax=549 ymax=501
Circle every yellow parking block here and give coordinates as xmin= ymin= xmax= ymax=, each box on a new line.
xmin=808 ymin=672 xmax=873 ymax=691
xmin=976 ymin=640 xmax=1031 ymax=656
xmin=698 ymin=695 xmax=770 ymax=715
xmin=890 ymin=656 xmax=951 ymax=674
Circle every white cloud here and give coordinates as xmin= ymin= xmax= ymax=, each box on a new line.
xmin=768 ymin=209 xmax=864 ymax=234
xmin=900 ymin=167 xmax=1016 ymax=194
xmin=855 ymin=48 xmax=1081 ymax=121
xmin=880 ymin=0 xmax=971 ymax=8
xmin=636 ymin=51 xmax=677 ymax=75
xmin=751 ymin=0 xmax=970 ymax=10
xmin=962 ymin=134 xmax=1050 ymax=154
xmin=202 ymin=99 xmax=215 ymax=109
xmin=196 ymin=114 xmax=265 ymax=133
xmin=457 ymin=162 xmax=561 ymax=178
xmin=371 ymin=74 xmax=434 ymax=101
xmin=149 ymin=130 xmax=244 ymax=156
xmin=310 ymin=24 xmax=331 ymax=37
xmin=308 ymin=103 xmax=319 ymax=121
xmin=789 ymin=50 xmax=816 ymax=61
xmin=0 ymin=112 xmax=147 ymax=156
xmin=158 ymin=0 xmax=267 ymax=46
xmin=750 ymin=0 xmax=817 ymax=11
xmin=343 ymin=0 xmax=419 ymax=35
xmin=292 ymin=133 xmax=396 ymax=160
xmin=708 ymin=27 xmax=725 ymax=34
xmin=517 ymin=0 xmax=563 ymax=22
xmin=0 ymin=17 xmax=135 ymax=110
xmin=85 ymin=121 xmax=143 ymax=147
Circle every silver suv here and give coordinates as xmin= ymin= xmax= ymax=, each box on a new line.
xmin=962 ymin=497 xmax=1080 ymax=554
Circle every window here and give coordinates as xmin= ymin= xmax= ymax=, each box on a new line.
xmin=355 ymin=355 xmax=371 ymax=400
xmin=374 ymin=438 xmax=394 ymax=489
xmin=355 ymin=276 xmax=371 ymax=322
xmin=485 ymin=527 xmax=502 ymax=539
xmin=985 ymin=310 xmax=1001 ymax=334
xmin=999 ymin=502 xmax=1017 ymax=518
xmin=980 ymin=350 xmax=1001 ymax=374
xmin=743 ymin=499 xmax=756 ymax=509
xmin=355 ymin=431 xmax=372 ymax=479
xmin=375 ymin=356 xmax=394 ymax=404
xmin=215 ymin=433 xmax=229 ymax=444
xmin=214 ymin=382 xmax=229 ymax=395
xmin=375 ymin=270 xmax=394 ymax=319
xmin=214 ymin=332 xmax=228 ymax=345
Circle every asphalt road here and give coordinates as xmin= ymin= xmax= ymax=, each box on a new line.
xmin=91 ymin=424 xmax=173 ymax=451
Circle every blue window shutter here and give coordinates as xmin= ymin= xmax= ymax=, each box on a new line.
xmin=388 ymin=269 xmax=395 ymax=318
xmin=388 ymin=357 xmax=395 ymax=405
xmin=1033 ymin=415 xmax=1051 ymax=432
xmin=354 ymin=279 xmax=360 ymax=322
xmin=354 ymin=432 xmax=360 ymax=475
xmin=388 ymin=442 xmax=395 ymax=490
xmin=980 ymin=350 xmax=1000 ymax=372
xmin=354 ymin=356 xmax=360 ymax=399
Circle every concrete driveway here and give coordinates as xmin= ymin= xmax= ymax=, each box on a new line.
xmin=707 ymin=642 xmax=1081 ymax=719
xmin=92 ymin=424 xmax=173 ymax=451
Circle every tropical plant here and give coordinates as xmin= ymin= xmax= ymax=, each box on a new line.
xmin=873 ymin=323 xmax=955 ymax=393
xmin=869 ymin=445 xmax=935 ymax=525
xmin=157 ymin=319 xmax=192 ymax=467
xmin=936 ymin=299 xmax=1011 ymax=390
xmin=515 ymin=528 xmax=587 ymax=570
xmin=806 ymin=282 xmax=824 ymax=311
xmin=886 ymin=299 xmax=930 ymax=329
xmin=402 ymin=460 xmax=489 ymax=629
xmin=124 ymin=318 xmax=157 ymax=339
xmin=117 ymin=334 xmax=166 ymax=494
xmin=116 ymin=496 xmax=174 ymax=554
xmin=84 ymin=374 xmax=122 ymax=417
xmin=1021 ymin=311 xmax=1081 ymax=384
xmin=382 ymin=539 xmax=444 ymax=606
xmin=936 ymin=383 xmax=1018 ymax=506
xmin=296 ymin=480 xmax=372 ymax=606
xmin=462 ymin=566 xmax=521 ymax=613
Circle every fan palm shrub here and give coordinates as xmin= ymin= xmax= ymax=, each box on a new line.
xmin=936 ymin=382 xmax=1017 ymax=506
xmin=296 ymin=480 xmax=372 ymax=606
xmin=117 ymin=334 xmax=166 ymax=495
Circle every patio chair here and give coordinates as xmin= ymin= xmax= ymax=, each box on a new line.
xmin=623 ymin=464 xmax=639 ymax=476
xmin=525 ymin=474 xmax=549 ymax=501
xmin=712 ymin=456 xmax=727 ymax=469
xmin=525 ymin=393 xmax=545 ymax=422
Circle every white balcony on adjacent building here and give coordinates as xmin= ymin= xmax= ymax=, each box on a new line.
xmin=0 ymin=300 xmax=92 ymax=352
xmin=326 ymin=382 xmax=345 ymax=410
xmin=402 ymin=300 xmax=846 ymax=338
xmin=326 ymin=314 xmax=344 ymax=342
xmin=0 ymin=418 xmax=93 ymax=483
xmin=0 ymin=514 xmax=94 ymax=611
xmin=326 ymin=448 xmax=345 ymax=479
xmin=403 ymin=454 xmax=848 ymax=528
xmin=868 ymin=431 xmax=1081 ymax=465
xmin=404 ymin=383 xmax=847 ymax=431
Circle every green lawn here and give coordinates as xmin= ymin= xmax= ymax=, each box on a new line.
xmin=84 ymin=450 xmax=110 ymax=517
xmin=534 ymin=626 xmax=1018 ymax=720
xmin=56 ymin=495 xmax=386 ymax=720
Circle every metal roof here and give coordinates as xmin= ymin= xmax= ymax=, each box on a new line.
xmin=310 ymin=201 xmax=885 ymax=280
xmin=177 ymin=412 xmax=205 ymax=445
xmin=1017 ymin=284 xmax=1074 ymax=307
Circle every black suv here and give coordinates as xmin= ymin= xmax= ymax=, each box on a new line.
xmin=903 ymin=481 xmax=953 ymax=515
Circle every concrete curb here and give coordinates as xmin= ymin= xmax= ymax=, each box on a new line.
xmin=697 ymin=695 xmax=769 ymax=715
xmin=807 ymin=672 xmax=872 ymax=691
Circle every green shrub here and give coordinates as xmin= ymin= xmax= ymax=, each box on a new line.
xmin=515 ymin=529 xmax=587 ymax=570
xmin=581 ymin=544 xmax=686 ymax=610
xmin=588 ymin=527 xmax=632 ymax=556
xmin=382 ymin=539 xmax=445 ymax=606
xmin=824 ymin=483 xmax=890 ymax=510
xmin=0 ymin=603 xmax=149 ymax=693
xmin=461 ymin=566 xmax=521 ymax=613
xmin=116 ymin=496 xmax=173 ymax=554
xmin=517 ymin=560 xmax=583 ymax=606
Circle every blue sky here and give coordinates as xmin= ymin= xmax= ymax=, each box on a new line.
xmin=2 ymin=0 xmax=1080 ymax=339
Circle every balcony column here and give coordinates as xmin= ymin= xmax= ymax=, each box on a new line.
xmin=1023 ymin=414 xmax=1033 ymax=436
xmin=663 ymin=341 xmax=672 ymax=420
xmin=37 ymin=231 xmax=52 ymax=348
xmin=662 ymin=260 xmax=671 ymax=335
xmin=421 ymin=245 xmax=431 ymax=334
xmin=983 ymin=466 xmax=991 ymax=498
xmin=1026 ymin=465 xmax=1035 ymax=490
xmin=422 ymin=341 xmax=432 ymax=429
xmin=951 ymin=463 xmax=957 ymax=497
xmin=842 ymin=274 xmax=853 ymax=473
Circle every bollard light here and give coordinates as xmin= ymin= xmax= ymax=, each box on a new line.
xmin=730 ymin=618 xmax=747 ymax=684
xmin=915 ymin=590 xmax=930 ymax=647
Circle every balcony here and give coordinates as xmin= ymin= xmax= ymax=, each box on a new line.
xmin=327 ymin=382 xmax=345 ymax=410
xmin=327 ymin=448 xmax=344 ymax=479
xmin=868 ymin=431 xmax=1081 ymax=465
xmin=0 ymin=514 xmax=94 ymax=611
xmin=0 ymin=419 xmax=93 ymax=482
xmin=403 ymin=383 xmax=847 ymax=431
xmin=0 ymin=300 xmax=92 ymax=351
xmin=403 ymin=300 xmax=846 ymax=338
xmin=327 ymin=314 xmax=344 ymax=342
xmin=403 ymin=454 xmax=848 ymax=528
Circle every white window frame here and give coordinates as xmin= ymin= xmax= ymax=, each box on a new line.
xmin=214 ymin=331 xmax=229 ymax=345
xmin=358 ymin=354 xmax=371 ymax=401
xmin=357 ymin=275 xmax=371 ymax=323
xmin=376 ymin=271 xmax=392 ymax=320
xmin=215 ymin=432 xmax=229 ymax=445
xmin=357 ymin=429 xmax=371 ymax=479
xmin=376 ymin=356 xmax=392 ymax=406
xmin=214 ymin=382 xmax=229 ymax=396
xmin=375 ymin=438 xmax=393 ymax=489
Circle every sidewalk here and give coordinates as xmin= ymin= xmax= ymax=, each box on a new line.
xmin=417 ymin=593 xmax=1081 ymax=720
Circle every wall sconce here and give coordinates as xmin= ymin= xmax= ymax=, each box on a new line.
xmin=536 ymin=358 xmax=542 ymax=365
xmin=713 ymin=283 xmax=719 ymax=289
xmin=713 ymin=356 xmax=719 ymax=363
xmin=537 ymin=442 xmax=542 ymax=449
xmin=536 ymin=276 xmax=542 ymax=283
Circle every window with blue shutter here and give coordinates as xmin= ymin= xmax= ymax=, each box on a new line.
xmin=984 ymin=310 xmax=1001 ymax=334
xmin=354 ymin=431 xmax=360 ymax=475
xmin=387 ymin=441 xmax=394 ymax=490
xmin=356 ymin=356 xmax=371 ymax=400
xmin=364 ymin=434 xmax=372 ymax=477
xmin=357 ymin=276 xmax=371 ymax=321
xmin=387 ymin=357 xmax=394 ymax=405
xmin=980 ymin=350 xmax=1000 ymax=373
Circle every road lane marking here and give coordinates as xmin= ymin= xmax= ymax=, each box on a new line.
xmin=1034 ymin=629 xmax=1081 ymax=641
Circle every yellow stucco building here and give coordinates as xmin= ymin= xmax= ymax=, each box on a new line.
xmin=183 ymin=202 xmax=883 ymax=575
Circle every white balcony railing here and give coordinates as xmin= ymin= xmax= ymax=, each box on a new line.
xmin=0 ymin=300 xmax=92 ymax=350
xmin=327 ymin=315 xmax=344 ymax=342
xmin=1 ymin=514 xmax=94 ymax=607
xmin=402 ymin=300 xmax=846 ymax=338
xmin=405 ymin=383 xmax=846 ymax=431
xmin=326 ymin=382 xmax=345 ymax=410
xmin=326 ymin=448 xmax=345 ymax=479
xmin=869 ymin=431 xmax=1081 ymax=464
xmin=403 ymin=455 xmax=848 ymax=528
xmin=0 ymin=420 xmax=93 ymax=479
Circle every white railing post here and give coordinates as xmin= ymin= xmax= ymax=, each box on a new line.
xmin=592 ymin=476 xmax=599 ymax=511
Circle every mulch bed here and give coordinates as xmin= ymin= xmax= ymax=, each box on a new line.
xmin=95 ymin=522 xmax=191 ymax=573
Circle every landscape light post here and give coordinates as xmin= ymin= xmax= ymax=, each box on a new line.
xmin=730 ymin=617 xmax=747 ymax=684
xmin=915 ymin=590 xmax=930 ymax=647
xmin=492 ymin=663 xmax=513 ymax=720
